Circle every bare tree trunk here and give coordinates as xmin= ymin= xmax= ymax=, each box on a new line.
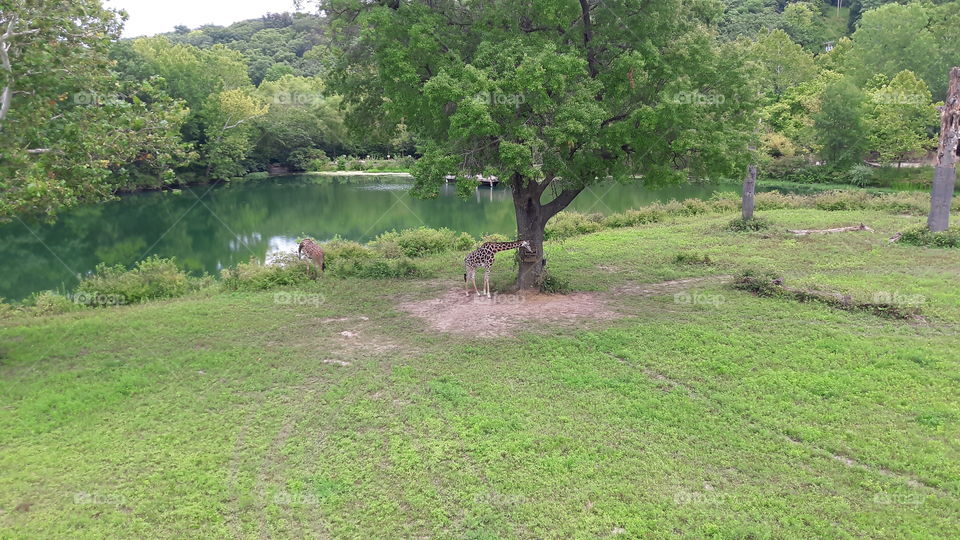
xmin=512 ymin=176 xmax=582 ymax=291
xmin=0 ymin=16 xmax=18 ymax=128
xmin=928 ymin=67 xmax=960 ymax=232
xmin=742 ymin=162 xmax=757 ymax=221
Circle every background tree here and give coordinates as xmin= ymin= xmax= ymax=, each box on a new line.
xmin=322 ymin=0 xmax=755 ymax=290
xmin=813 ymin=77 xmax=868 ymax=167
xmin=0 ymin=0 xmax=190 ymax=221
xmin=865 ymin=70 xmax=937 ymax=166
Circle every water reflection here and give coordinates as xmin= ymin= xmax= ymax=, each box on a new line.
xmin=1 ymin=174 xmax=750 ymax=300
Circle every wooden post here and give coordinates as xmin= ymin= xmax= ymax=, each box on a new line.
xmin=928 ymin=67 xmax=960 ymax=232
xmin=742 ymin=162 xmax=757 ymax=220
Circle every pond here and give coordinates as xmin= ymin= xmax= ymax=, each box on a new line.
xmin=1 ymin=173 xmax=769 ymax=301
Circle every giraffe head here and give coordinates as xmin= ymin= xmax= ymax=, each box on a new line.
xmin=519 ymin=240 xmax=531 ymax=252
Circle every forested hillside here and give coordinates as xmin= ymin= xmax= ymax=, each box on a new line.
xmin=1 ymin=0 xmax=957 ymax=221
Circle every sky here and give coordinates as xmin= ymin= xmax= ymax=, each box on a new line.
xmin=105 ymin=0 xmax=307 ymax=37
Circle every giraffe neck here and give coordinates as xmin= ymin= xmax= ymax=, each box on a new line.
xmin=487 ymin=241 xmax=523 ymax=253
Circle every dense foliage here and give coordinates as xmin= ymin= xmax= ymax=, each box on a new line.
xmin=1 ymin=1 xmax=957 ymax=223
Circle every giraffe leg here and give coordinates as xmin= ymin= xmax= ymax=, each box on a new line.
xmin=484 ymin=268 xmax=491 ymax=297
xmin=471 ymin=269 xmax=480 ymax=296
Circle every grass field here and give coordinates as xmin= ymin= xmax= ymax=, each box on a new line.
xmin=1 ymin=208 xmax=958 ymax=538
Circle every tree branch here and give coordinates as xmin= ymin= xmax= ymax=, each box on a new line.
xmin=541 ymin=187 xmax=584 ymax=223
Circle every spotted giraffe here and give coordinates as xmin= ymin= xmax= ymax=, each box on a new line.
xmin=464 ymin=240 xmax=531 ymax=297
xmin=298 ymin=238 xmax=325 ymax=278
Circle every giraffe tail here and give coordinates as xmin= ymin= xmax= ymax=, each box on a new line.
xmin=463 ymin=273 xmax=467 ymax=282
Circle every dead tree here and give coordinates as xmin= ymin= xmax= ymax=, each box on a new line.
xmin=928 ymin=67 xmax=960 ymax=232
xmin=742 ymin=161 xmax=757 ymax=221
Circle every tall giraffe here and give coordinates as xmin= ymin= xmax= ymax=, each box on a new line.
xmin=298 ymin=238 xmax=325 ymax=278
xmin=464 ymin=240 xmax=531 ymax=297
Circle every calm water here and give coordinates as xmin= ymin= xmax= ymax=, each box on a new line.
xmin=1 ymin=174 xmax=755 ymax=300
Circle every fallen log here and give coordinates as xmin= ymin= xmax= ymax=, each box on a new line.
xmin=733 ymin=272 xmax=923 ymax=320
xmin=788 ymin=223 xmax=874 ymax=236
xmin=889 ymin=232 xmax=903 ymax=243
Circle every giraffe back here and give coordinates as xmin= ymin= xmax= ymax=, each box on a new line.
xmin=298 ymin=239 xmax=325 ymax=270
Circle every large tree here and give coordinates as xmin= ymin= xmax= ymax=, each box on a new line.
xmin=0 ymin=1 xmax=191 ymax=221
xmin=322 ymin=0 xmax=754 ymax=289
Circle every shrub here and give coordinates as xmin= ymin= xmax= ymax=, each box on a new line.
xmin=812 ymin=190 xmax=871 ymax=211
xmin=481 ymin=233 xmax=510 ymax=243
xmin=708 ymin=192 xmax=741 ymax=213
xmin=898 ymin=226 xmax=960 ymax=248
xmin=29 ymin=291 xmax=82 ymax=316
xmin=287 ymin=148 xmax=328 ymax=171
xmin=680 ymin=198 xmax=711 ymax=215
xmin=371 ymin=227 xmax=468 ymax=258
xmin=545 ymin=211 xmax=605 ymax=239
xmin=604 ymin=206 xmax=665 ymax=227
xmin=870 ymin=193 xmax=928 ymax=215
xmin=244 ymin=171 xmax=270 ymax=181
xmin=322 ymin=237 xmax=376 ymax=263
xmin=539 ymin=273 xmax=571 ymax=294
xmin=332 ymin=257 xmax=424 ymax=278
xmin=673 ymin=252 xmax=713 ymax=265
xmin=726 ymin=217 xmax=772 ymax=232
xmin=754 ymin=191 xmax=805 ymax=210
xmin=221 ymin=254 xmax=314 ymax=291
xmin=76 ymin=256 xmax=189 ymax=305
xmin=335 ymin=156 xmax=346 ymax=170
xmin=733 ymin=269 xmax=783 ymax=297
xmin=847 ymin=165 xmax=875 ymax=187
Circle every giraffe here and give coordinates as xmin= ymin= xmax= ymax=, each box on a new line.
xmin=298 ymin=238 xmax=325 ymax=278
xmin=463 ymin=240 xmax=531 ymax=297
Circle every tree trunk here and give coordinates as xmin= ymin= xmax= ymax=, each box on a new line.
xmin=513 ymin=180 xmax=546 ymax=291
xmin=742 ymin=162 xmax=757 ymax=221
xmin=511 ymin=176 xmax=582 ymax=291
xmin=928 ymin=67 xmax=960 ymax=232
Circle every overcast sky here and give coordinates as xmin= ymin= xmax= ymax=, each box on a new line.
xmin=105 ymin=0 xmax=307 ymax=37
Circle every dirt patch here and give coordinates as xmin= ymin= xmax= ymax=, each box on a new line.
xmin=399 ymin=288 xmax=616 ymax=338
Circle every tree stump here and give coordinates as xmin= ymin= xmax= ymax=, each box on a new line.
xmin=928 ymin=67 xmax=960 ymax=232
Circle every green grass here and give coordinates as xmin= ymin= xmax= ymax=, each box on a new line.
xmin=2 ymin=208 xmax=958 ymax=538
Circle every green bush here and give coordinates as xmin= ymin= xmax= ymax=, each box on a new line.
xmin=371 ymin=227 xmax=471 ymax=258
xmin=673 ymin=252 xmax=713 ymax=265
xmin=29 ymin=291 xmax=82 ymax=316
xmin=733 ymin=269 xmax=783 ymax=297
xmin=898 ymin=226 xmax=960 ymax=248
xmin=76 ymin=256 xmax=189 ymax=305
xmin=726 ymin=217 xmax=772 ymax=232
xmin=481 ymin=233 xmax=511 ymax=243
xmin=847 ymin=165 xmax=875 ymax=188
xmin=332 ymin=257 xmax=424 ymax=278
xmin=321 ymin=237 xmax=376 ymax=263
xmin=545 ymin=211 xmax=605 ymax=239
xmin=288 ymin=148 xmax=328 ymax=171
xmin=604 ymin=206 xmax=665 ymax=227
xmin=539 ymin=272 xmax=571 ymax=294
xmin=221 ymin=254 xmax=315 ymax=291
xmin=244 ymin=171 xmax=270 ymax=181
xmin=812 ymin=190 xmax=871 ymax=211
